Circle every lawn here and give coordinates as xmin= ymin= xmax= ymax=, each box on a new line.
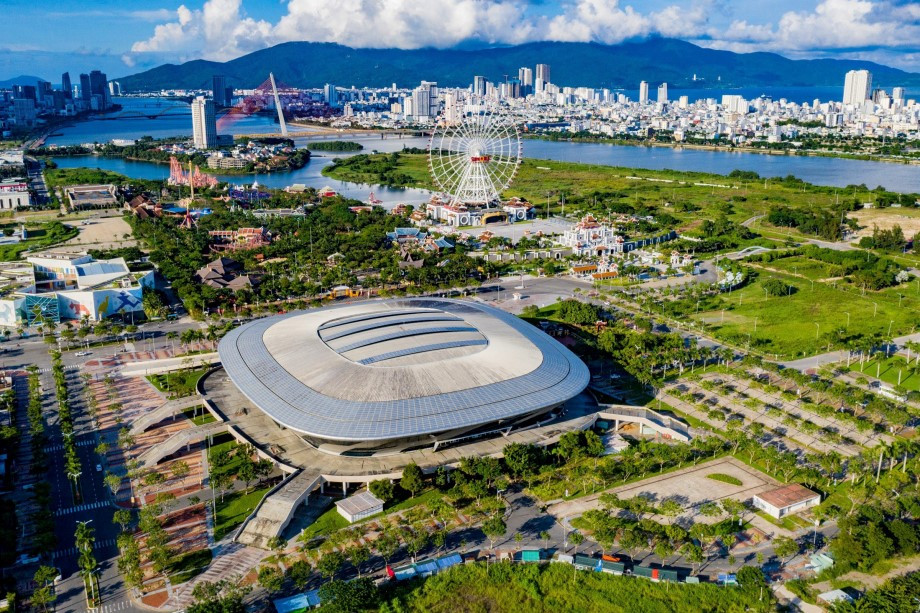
xmin=847 ymin=354 xmax=920 ymax=392
xmin=685 ymin=267 xmax=920 ymax=358
xmin=0 ymin=221 xmax=78 ymax=261
xmin=323 ymin=153 xmax=883 ymax=238
xmin=182 ymin=407 xmax=216 ymax=425
xmin=167 ymin=548 xmax=213 ymax=584
xmin=298 ymin=505 xmax=350 ymax=541
xmin=299 ymin=488 xmax=445 ymax=542
xmin=146 ymin=366 xmax=209 ymax=398
xmin=214 ymin=485 xmax=273 ymax=540
xmin=766 ymin=255 xmax=846 ymax=281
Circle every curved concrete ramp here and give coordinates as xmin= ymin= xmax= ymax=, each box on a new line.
xmin=129 ymin=396 xmax=207 ymax=435
xmin=137 ymin=422 xmax=227 ymax=467
xmin=236 ymin=471 xmax=324 ymax=548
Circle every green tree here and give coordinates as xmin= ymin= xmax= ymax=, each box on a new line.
xmin=482 ymin=515 xmax=507 ymax=551
xmin=317 ymin=551 xmax=345 ymax=582
xmin=112 ymin=508 xmax=133 ymax=531
xmin=287 ymin=559 xmax=312 ymax=590
xmin=257 ymin=565 xmax=283 ymax=593
xmin=401 ymin=462 xmax=424 ymax=497
xmin=773 ymin=536 xmax=798 ymax=566
xmin=369 ymin=479 xmax=395 ymax=502
xmin=317 ymin=578 xmax=377 ymax=613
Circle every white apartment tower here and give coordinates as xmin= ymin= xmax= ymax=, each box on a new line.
xmin=657 ymin=83 xmax=668 ymax=103
xmin=639 ymin=81 xmax=649 ymax=103
xmin=843 ymin=70 xmax=872 ymax=105
xmin=191 ymin=96 xmax=217 ymax=149
xmin=518 ymin=67 xmax=533 ymax=87
xmin=535 ymin=64 xmax=550 ymax=84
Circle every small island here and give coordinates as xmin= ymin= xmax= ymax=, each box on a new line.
xmin=306 ymin=140 xmax=364 ymax=152
xmin=35 ymin=135 xmax=311 ymax=175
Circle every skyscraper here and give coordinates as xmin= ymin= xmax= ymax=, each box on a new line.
xmin=639 ymin=81 xmax=649 ymax=103
xmin=518 ymin=67 xmax=533 ymax=96
xmin=61 ymin=72 xmax=72 ymax=99
xmin=892 ymin=87 xmax=905 ymax=102
xmin=89 ymin=70 xmax=110 ymax=108
xmin=473 ymin=76 xmax=487 ymax=96
xmin=324 ymin=83 xmax=337 ymax=107
xmin=657 ymin=83 xmax=668 ymax=103
xmin=79 ymin=73 xmax=91 ymax=101
xmin=843 ymin=70 xmax=872 ymax=105
xmin=212 ymin=75 xmax=231 ymax=107
xmin=191 ymin=96 xmax=217 ymax=149
xmin=535 ymin=64 xmax=550 ymax=84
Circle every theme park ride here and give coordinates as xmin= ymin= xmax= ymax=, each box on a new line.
xmin=428 ymin=110 xmax=522 ymax=208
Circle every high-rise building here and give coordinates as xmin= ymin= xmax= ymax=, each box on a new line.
xmin=535 ymin=63 xmax=550 ymax=85
xmin=79 ymin=73 xmax=91 ymax=101
xmin=657 ymin=83 xmax=668 ymax=103
xmin=843 ymin=70 xmax=872 ymax=105
xmin=508 ymin=78 xmax=522 ymax=99
xmin=892 ymin=87 xmax=905 ymax=102
xmin=212 ymin=75 xmax=232 ymax=107
xmin=639 ymin=81 xmax=649 ymax=103
xmin=12 ymin=98 xmax=36 ymax=124
xmin=518 ymin=67 xmax=533 ymax=96
xmin=191 ymin=96 xmax=217 ymax=149
xmin=324 ymin=83 xmax=337 ymax=107
xmin=88 ymin=70 xmax=109 ymax=108
xmin=61 ymin=72 xmax=72 ymax=99
xmin=108 ymin=81 xmax=121 ymax=97
xmin=473 ymin=76 xmax=487 ymax=96
xmin=13 ymin=85 xmax=36 ymax=101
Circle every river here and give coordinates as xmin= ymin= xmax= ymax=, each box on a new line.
xmin=46 ymin=97 xmax=920 ymax=195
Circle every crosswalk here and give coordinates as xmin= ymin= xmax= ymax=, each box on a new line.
xmin=53 ymin=538 xmax=117 ymax=559
xmin=54 ymin=500 xmax=109 ymax=517
xmin=35 ymin=365 xmax=79 ymax=374
xmin=45 ymin=439 xmax=96 ymax=452
xmin=89 ymin=600 xmax=132 ymax=613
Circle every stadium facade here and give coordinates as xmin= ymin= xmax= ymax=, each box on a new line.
xmin=218 ymin=298 xmax=590 ymax=456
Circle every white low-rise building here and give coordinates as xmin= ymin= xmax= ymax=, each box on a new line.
xmin=335 ymin=491 xmax=384 ymax=523
xmin=752 ymin=484 xmax=820 ymax=519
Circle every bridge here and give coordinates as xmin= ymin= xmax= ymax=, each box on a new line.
xmin=129 ymin=396 xmax=207 ymax=435
xmin=136 ymin=421 xmax=228 ymax=467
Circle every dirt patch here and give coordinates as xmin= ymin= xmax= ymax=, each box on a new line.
xmin=61 ymin=214 xmax=136 ymax=250
xmin=849 ymin=208 xmax=920 ymax=240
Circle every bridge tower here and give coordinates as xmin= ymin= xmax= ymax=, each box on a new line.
xmin=269 ymin=72 xmax=288 ymax=136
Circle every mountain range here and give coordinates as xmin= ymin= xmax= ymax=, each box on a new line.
xmin=118 ymin=38 xmax=920 ymax=92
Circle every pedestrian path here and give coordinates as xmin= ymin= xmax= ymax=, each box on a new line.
xmin=89 ymin=600 xmax=133 ymax=613
xmin=45 ymin=438 xmax=96 ymax=452
xmin=35 ymin=365 xmax=79 ymax=374
xmin=54 ymin=500 xmax=110 ymax=516
xmin=53 ymin=538 xmax=117 ymax=559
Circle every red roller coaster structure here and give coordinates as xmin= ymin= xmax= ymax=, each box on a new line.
xmin=169 ymin=156 xmax=218 ymax=188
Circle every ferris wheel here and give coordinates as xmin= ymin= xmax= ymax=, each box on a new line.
xmin=428 ymin=111 xmax=522 ymax=206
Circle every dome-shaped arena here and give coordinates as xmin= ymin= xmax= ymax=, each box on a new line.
xmin=218 ymin=298 xmax=590 ymax=454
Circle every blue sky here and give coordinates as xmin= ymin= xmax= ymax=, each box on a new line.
xmin=2 ymin=0 xmax=918 ymax=80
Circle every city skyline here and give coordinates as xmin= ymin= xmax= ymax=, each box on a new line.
xmin=2 ymin=0 xmax=919 ymax=80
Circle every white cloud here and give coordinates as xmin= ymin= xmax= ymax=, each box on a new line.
xmin=705 ymin=0 xmax=920 ymax=53
xmin=123 ymin=0 xmax=919 ymax=69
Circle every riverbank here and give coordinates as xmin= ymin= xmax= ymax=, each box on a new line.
xmin=43 ymin=150 xmax=310 ymax=176
xmin=523 ymin=134 xmax=920 ymax=166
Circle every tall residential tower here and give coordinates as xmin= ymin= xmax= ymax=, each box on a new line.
xmin=843 ymin=70 xmax=872 ymax=105
xmin=191 ymin=96 xmax=217 ymax=149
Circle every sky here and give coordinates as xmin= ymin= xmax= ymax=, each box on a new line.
xmin=1 ymin=0 xmax=918 ymax=81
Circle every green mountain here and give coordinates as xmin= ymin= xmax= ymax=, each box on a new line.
xmin=117 ymin=38 xmax=920 ymax=91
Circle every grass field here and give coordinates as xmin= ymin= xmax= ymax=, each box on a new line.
xmin=146 ymin=367 xmax=208 ymax=398
xmin=765 ymin=255 xmax=846 ymax=281
xmin=0 ymin=221 xmax=78 ymax=261
xmin=323 ymin=153 xmax=881 ymax=237
xmin=182 ymin=407 xmax=216 ymax=425
xmin=214 ymin=485 xmax=273 ymax=540
xmin=847 ymin=355 xmax=920 ymax=391
xmin=167 ymin=548 xmax=213 ymax=583
xmin=687 ymin=267 xmax=920 ymax=358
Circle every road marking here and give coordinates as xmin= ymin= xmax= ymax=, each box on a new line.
xmin=52 ymin=538 xmax=117 ymax=559
xmin=54 ymin=500 xmax=109 ymax=516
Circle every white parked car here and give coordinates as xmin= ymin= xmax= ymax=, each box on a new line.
xmin=75 ymin=351 xmax=92 ymax=356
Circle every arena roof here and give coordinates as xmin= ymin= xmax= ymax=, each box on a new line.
xmin=218 ymin=298 xmax=590 ymax=442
